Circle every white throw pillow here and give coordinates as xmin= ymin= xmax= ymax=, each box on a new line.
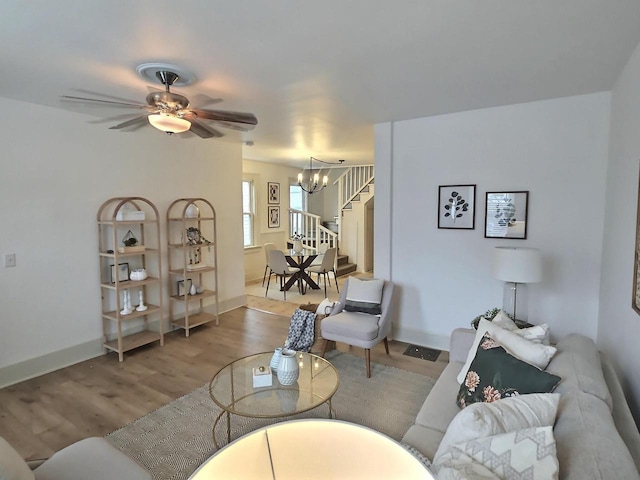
xmin=433 ymin=393 xmax=560 ymax=461
xmin=434 ymin=426 xmax=559 ymax=480
xmin=456 ymin=319 xmax=557 ymax=384
xmin=0 ymin=436 xmax=35 ymax=480
xmin=344 ymin=277 xmax=384 ymax=315
xmin=492 ymin=310 xmax=550 ymax=344
xmin=491 ymin=310 xmax=519 ymax=330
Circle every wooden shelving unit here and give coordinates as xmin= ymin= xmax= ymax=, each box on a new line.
xmin=167 ymin=198 xmax=219 ymax=336
xmin=97 ymin=197 xmax=164 ymax=361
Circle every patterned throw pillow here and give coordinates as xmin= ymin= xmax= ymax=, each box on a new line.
xmin=434 ymin=426 xmax=559 ymax=480
xmin=344 ymin=277 xmax=384 ymax=315
xmin=457 ymin=333 xmax=561 ymax=408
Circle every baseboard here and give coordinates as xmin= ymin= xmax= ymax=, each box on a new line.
xmin=0 ymin=296 xmax=248 ymax=389
xmin=0 ymin=338 xmax=104 ymax=389
xmin=392 ymin=324 xmax=450 ymax=352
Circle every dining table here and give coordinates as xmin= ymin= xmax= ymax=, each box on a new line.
xmin=282 ymin=248 xmax=323 ymax=294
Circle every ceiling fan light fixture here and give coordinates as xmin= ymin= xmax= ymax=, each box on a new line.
xmin=148 ymin=114 xmax=191 ymax=134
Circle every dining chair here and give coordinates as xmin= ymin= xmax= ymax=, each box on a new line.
xmin=320 ymin=278 xmax=395 ymax=377
xmin=306 ymin=247 xmax=339 ymax=297
xmin=309 ymin=242 xmax=329 ymax=267
xmin=261 ymin=243 xmax=277 ymax=286
xmin=265 ymin=249 xmax=301 ymax=300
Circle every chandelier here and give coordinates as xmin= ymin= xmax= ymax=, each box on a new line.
xmin=297 ymin=156 xmax=345 ymax=194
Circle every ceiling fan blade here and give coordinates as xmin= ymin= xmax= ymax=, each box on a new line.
xmin=71 ymin=88 xmax=143 ymax=105
xmin=205 ymin=119 xmax=254 ymax=132
xmin=109 ymin=115 xmax=150 ymax=130
xmin=190 ymin=108 xmax=258 ymax=127
xmin=60 ymin=95 xmax=147 ymax=109
xmin=88 ymin=112 xmax=145 ymax=125
xmin=188 ymin=118 xmax=224 ymax=138
xmin=189 ymin=94 xmax=223 ymax=108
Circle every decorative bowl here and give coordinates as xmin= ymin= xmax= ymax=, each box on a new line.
xmin=130 ymin=268 xmax=148 ymax=281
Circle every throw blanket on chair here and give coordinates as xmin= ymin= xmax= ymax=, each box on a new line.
xmin=285 ymin=308 xmax=317 ymax=352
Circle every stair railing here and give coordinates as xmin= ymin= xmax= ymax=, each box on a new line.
xmin=289 ymin=209 xmax=338 ymax=250
xmin=334 ymin=165 xmax=374 ymax=210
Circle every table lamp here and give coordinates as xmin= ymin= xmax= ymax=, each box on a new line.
xmin=491 ymin=247 xmax=542 ymax=320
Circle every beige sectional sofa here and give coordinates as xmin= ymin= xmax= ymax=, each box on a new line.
xmin=402 ymin=328 xmax=640 ymax=479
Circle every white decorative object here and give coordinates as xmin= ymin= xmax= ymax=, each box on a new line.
xmin=252 ymin=366 xmax=273 ymax=388
xmin=270 ymin=347 xmax=282 ymax=371
xmin=185 ymin=203 xmax=199 ymax=218
xmin=120 ymin=289 xmax=133 ymax=315
xmin=189 ymin=283 xmax=197 ymax=295
xmin=277 ymin=349 xmax=299 ymax=385
xmin=292 ymin=240 xmax=303 ymax=253
xmin=136 ymin=290 xmax=147 ymax=311
xmin=130 ymin=268 xmax=148 ymax=281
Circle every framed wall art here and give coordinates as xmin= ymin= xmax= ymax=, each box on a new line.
xmin=268 ymin=206 xmax=280 ymax=228
xmin=110 ymin=262 xmax=130 ymax=283
xmin=268 ymin=182 xmax=280 ymax=204
xmin=484 ymin=191 xmax=529 ymax=239
xmin=177 ymin=279 xmax=193 ymax=297
xmin=438 ymin=184 xmax=476 ymax=229
xmin=633 ymin=168 xmax=640 ymax=315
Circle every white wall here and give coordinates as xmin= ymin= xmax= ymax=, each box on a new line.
xmin=376 ymin=93 xmax=611 ymax=350
xmin=0 ymin=97 xmax=246 ymax=383
xmin=599 ymin=40 xmax=640 ymax=420
xmin=242 ymin=159 xmax=301 ymax=282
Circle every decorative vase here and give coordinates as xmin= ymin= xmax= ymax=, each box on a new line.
xmin=277 ymin=349 xmax=299 ymax=385
xmin=293 ymin=240 xmax=303 ymax=254
xmin=189 ymin=283 xmax=197 ymax=295
xmin=270 ymin=347 xmax=283 ymax=371
xmin=185 ymin=203 xmax=199 ymax=218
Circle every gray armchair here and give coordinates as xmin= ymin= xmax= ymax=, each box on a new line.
xmin=0 ymin=435 xmax=151 ymax=480
xmin=320 ymin=278 xmax=395 ymax=377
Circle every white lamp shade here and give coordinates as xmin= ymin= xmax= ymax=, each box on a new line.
xmin=148 ymin=114 xmax=191 ymax=133
xmin=492 ymin=247 xmax=542 ymax=283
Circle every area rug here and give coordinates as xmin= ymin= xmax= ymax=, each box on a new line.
xmin=106 ymin=351 xmax=436 ymax=480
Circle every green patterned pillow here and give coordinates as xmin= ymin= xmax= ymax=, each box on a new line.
xmin=457 ymin=333 xmax=561 ymax=408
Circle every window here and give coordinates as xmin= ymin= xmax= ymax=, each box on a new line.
xmin=290 ymin=184 xmax=305 ymax=211
xmin=242 ymin=179 xmax=255 ymax=247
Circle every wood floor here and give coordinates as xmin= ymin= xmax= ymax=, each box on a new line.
xmin=0 ymin=306 xmax=447 ymax=461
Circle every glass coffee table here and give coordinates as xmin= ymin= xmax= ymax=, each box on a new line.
xmin=209 ymin=351 xmax=339 ymax=448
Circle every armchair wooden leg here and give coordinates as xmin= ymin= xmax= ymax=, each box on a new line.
xmin=321 ymin=339 xmax=329 ymax=358
xmin=365 ymin=348 xmax=371 ymax=378
xmin=383 ymin=337 xmax=390 ymax=355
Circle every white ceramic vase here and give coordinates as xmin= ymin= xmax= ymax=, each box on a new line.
xmin=270 ymin=347 xmax=283 ymax=371
xmin=293 ymin=240 xmax=303 ymax=253
xmin=277 ymin=349 xmax=299 ymax=385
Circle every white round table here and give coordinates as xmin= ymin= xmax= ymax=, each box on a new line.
xmin=189 ymin=419 xmax=435 ymax=479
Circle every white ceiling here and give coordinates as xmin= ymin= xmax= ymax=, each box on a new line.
xmin=3 ymin=1 xmax=640 ymax=167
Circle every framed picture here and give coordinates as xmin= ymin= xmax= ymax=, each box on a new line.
xmin=268 ymin=182 xmax=280 ymax=204
xmin=110 ymin=262 xmax=130 ymax=283
xmin=485 ymin=191 xmax=529 ymax=239
xmin=177 ymin=279 xmax=193 ymax=297
xmin=633 ymin=167 xmax=640 ymax=315
xmin=438 ymin=184 xmax=476 ymax=229
xmin=268 ymin=206 xmax=280 ymax=228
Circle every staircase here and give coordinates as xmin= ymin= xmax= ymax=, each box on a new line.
xmin=336 ymin=253 xmax=357 ymax=277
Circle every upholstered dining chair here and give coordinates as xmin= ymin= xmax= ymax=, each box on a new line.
xmin=261 ymin=243 xmax=277 ymax=286
xmin=265 ymin=249 xmax=301 ymax=300
xmin=309 ymin=242 xmax=329 ymax=267
xmin=320 ymin=277 xmax=395 ymax=377
xmin=306 ymin=247 xmax=339 ymax=297
xmin=0 ymin=435 xmax=151 ymax=480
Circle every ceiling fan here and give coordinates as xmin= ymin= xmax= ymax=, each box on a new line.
xmin=60 ymin=68 xmax=258 ymax=139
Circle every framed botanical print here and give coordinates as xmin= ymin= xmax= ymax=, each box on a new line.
xmin=268 ymin=206 xmax=280 ymax=228
xmin=268 ymin=182 xmax=280 ymax=204
xmin=438 ymin=184 xmax=476 ymax=229
xmin=484 ymin=191 xmax=529 ymax=239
